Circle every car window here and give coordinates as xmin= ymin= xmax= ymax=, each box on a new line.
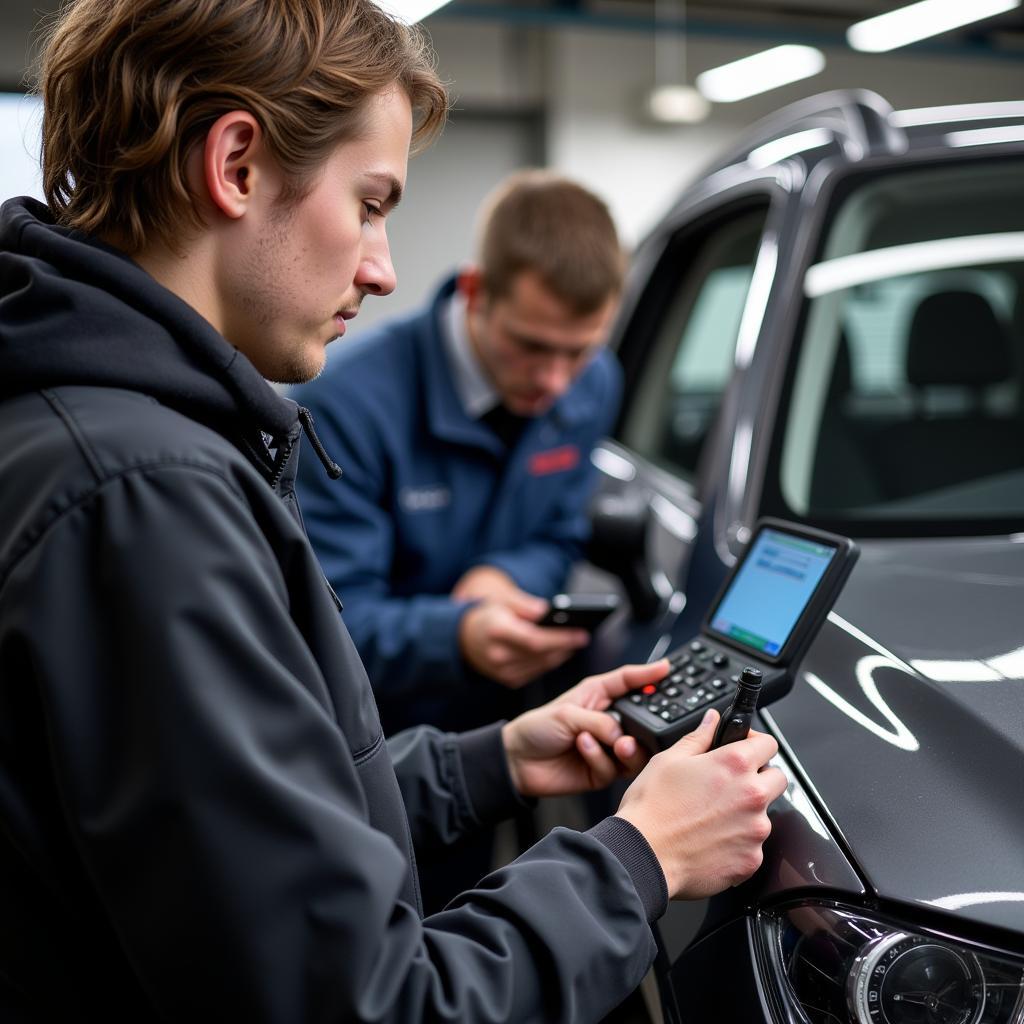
xmin=620 ymin=206 xmax=770 ymax=481
xmin=779 ymin=159 xmax=1024 ymax=528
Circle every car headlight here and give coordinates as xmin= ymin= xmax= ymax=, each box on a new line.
xmin=756 ymin=901 xmax=1024 ymax=1024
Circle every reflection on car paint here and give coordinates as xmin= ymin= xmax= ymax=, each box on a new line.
xmin=589 ymin=446 xmax=636 ymax=481
xmin=734 ymin=234 xmax=778 ymax=369
xmin=748 ymin=128 xmax=834 ymax=170
xmin=647 ymin=593 xmax=688 ymax=662
xmin=911 ymin=644 xmax=1024 ymax=683
xmin=948 ymin=124 xmax=1024 ymax=146
xmin=890 ymin=100 xmax=1024 ymax=126
xmin=804 ymin=663 xmax=919 ymax=752
xmin=802 ymin=611 xmax=920 ymax=752
xmin=926 ymin=891 xmax=1024 ymax=911
xmin=726 ymin=420 xmax=754 ymax=517
xmin=804 ymin=230 xmax=1024 ymax=296
xmin=650 ymin=493 xmax=698 ymax=541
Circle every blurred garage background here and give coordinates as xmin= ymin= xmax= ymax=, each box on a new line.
xmin=2 ymin=0 xmax=1021 ymax=336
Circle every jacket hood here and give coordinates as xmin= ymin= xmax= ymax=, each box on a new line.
xmin=0 ymin=197 xmax=298 ymax=441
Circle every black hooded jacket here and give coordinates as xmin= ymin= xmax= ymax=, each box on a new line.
xmin=0 ymin=198 xmax=666 ymax=1023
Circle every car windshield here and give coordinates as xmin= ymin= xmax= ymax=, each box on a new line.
xmin=779 ymin=158 xmax=1024 ymax=530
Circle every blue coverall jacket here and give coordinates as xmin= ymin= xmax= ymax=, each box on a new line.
xmin=293 ymin=276 xmax=622 ymax=733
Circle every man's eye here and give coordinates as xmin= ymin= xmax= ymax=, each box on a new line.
xmin=362 ymin=202 xmax=381 ymax=224
xmin=513 ymin=338 xmax=546 ymax=356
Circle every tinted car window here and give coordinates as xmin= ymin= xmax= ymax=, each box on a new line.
xmin=779 ymin=160 xmax=1024 ymax=526
xmin=620 ymin=205 xmax=769 ymax=481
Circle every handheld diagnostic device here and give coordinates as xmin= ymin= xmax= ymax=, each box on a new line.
xmin=612 ymin=519 xmax=858 ymax=752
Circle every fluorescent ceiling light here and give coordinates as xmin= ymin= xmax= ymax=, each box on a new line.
xmin=645 ymin=84 xmax=711 ymax=124
xmin=804 ymin=232 xmax=1024 ymax=297
xmin=847 ymin=0 xmax=1021 ymax=53
xmin=891 ymin=100 xmax=1024 ymax=127
xmin=696 ymin=46 xmax=825 ymax=103
xmin=946 ymin=124 xmax=1024 ymax=147
xmin=372 ymin=0 xmax=452 ymax=24
xmin=747 ymin=128 xmax=832 ymax=169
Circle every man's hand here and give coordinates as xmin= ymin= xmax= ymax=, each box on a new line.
xmin=451 ymin=565 xmax=523 ymax=603
xmin=458 ymin=594 xmax=589 ymax=688
xmin=614 ymin=710 xmax=788 ymax=899
xmin=500 ymin=661 xmax=667 ymax=797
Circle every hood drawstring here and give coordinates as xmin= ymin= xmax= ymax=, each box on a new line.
xmin=297 ymin=406 xmax=343 ymax=480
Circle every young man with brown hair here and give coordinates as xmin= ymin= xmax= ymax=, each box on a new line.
xmin=0 ymin=2 xmax=786 ymax=1021
xmin=293 ymin=171 xmax=627 ymax=739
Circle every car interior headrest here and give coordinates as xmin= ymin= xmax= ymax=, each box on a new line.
xmin=906 ymin=290 xmax=1012 ymax=388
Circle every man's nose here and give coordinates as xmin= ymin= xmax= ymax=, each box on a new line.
xmin=356 ymin=234 xmax=397 ymax=297
xmin=535 ymin=356 xmax=574 ymax=396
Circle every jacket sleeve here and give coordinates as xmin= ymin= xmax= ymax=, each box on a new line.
xmin=471 ymin=351 xmax=624 ymax=597
xmin=22 ymin=463 xmax=663 ymax=1023
xmin=388 ymin=723 xmax=533 ymax=857
xmin=295 ymin=381 xmax=472 ymax=696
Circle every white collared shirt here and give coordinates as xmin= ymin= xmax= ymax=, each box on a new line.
xmin=443 ymin=290 xmax=499 ymax=420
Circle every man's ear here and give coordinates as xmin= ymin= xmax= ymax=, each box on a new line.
xmin=457 ymin=265 xmax=487 ymax=315
xmin=200 ymin=111 xmax=265 ymax=220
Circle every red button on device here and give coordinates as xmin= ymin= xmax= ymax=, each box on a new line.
xmin=642 ymin=684 xmax=657 ymax=695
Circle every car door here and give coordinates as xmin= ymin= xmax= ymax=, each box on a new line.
xmin=583 ymin=185 xmax=780 ymax=663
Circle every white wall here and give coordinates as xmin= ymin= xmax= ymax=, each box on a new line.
xmin=0 ymin=92 xmax=43 ymax=202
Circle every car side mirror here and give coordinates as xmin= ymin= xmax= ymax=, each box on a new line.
xmin=587 ymin=493 xmax=664 ymax=621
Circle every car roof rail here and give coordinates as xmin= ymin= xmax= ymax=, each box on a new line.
xmin=708 ymin=88 xmax=907 ymax=173
xmin=889 ymin=99 xmax=1024 ymax=131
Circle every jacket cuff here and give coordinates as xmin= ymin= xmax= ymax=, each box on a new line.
xmin=453 ymin=722 xmax=532 ymax=827
xmin=587 ymin=816 xmax=668 ymax=923
xmin=475 ymin=549 xmax=564 ymax=599
xmin=416 ymin=598 xmax=474 ymax=684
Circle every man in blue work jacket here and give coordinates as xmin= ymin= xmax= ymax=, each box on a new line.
xmin=293 ymin=171 xmax=624 ymax=739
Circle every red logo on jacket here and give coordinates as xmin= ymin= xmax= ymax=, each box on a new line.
xmin=529 ymin=445 xmax=580 ymax=476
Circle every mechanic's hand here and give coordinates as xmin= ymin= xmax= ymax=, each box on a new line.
xmin=501 ymin=661 xmax=667 ymax=797
xmin=451 ymin=565 xmax=524 ymax=603
xmin=614 ymin=711 xmax=788 ymax=899
xmin=458 ymin=595 xmax=589 ymax=688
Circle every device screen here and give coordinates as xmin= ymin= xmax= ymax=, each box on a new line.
xmin=708 ymin=527 xmax=837 ymax=657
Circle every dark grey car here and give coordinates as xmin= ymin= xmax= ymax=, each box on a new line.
xmin=582 ymin=90 xmax=1024 ymax=1024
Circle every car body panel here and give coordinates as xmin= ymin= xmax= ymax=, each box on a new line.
xmin=769 ymin=536 xmax=1024 ymax=935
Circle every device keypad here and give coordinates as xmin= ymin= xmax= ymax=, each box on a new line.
xmin=635 ymin=642 xmax=740 ymax=722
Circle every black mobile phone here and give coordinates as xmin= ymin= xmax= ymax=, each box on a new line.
xmin=538 ymin=593 xmax=621 ymax=631
xmin=612 ymin=518 xmax=858 ymax=752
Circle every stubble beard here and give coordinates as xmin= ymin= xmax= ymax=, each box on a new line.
xmin=232 ymin=210 xmax=328 ymax=386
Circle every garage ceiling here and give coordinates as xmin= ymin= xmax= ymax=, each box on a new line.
xmin=440 ymin=0 xmax=1024 ymax=57
xmin=2 ymin=0 xmax=1022 ymax=89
